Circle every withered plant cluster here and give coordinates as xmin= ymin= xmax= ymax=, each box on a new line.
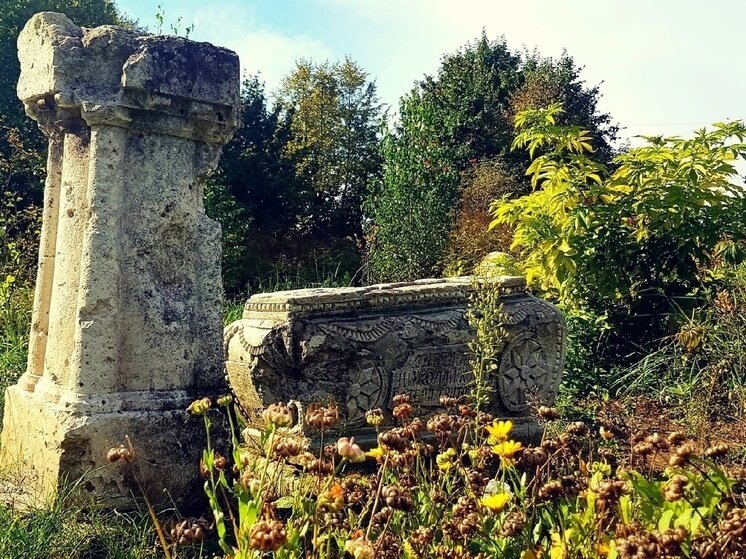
xmin=127 ymin=394 xmax=746 ymax=559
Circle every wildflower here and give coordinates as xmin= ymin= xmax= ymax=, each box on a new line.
xmin=186 ymin=397 xmax=211 ymax=416
xmin=492 ymin=440 xmax=523 ymax=463
xmin=486 ymin=420 xmax=513 ymax=443
xmin=262 ymin=402 xmax=294 ymax=428
xmin=480 ymin=492 xmax=511 ymax=513
xmin=337 ymin=437 xmax=366 ymax=463
xmin=366 ymin=445 xmax=386 ymax=460
xmin=550 ymin=531 xmax=570 ymax=559
xmin=344 ymin=533 xmax=375 ymax=559
xmin=318 ymin=484 xmax=345 ymax=512
xmin=216 ymin=394 xmax=233 ymax=407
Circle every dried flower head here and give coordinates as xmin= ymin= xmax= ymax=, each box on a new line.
xmin=537 ymin=405 xmax=560 ymax=420
xmin=365 ymin=408 xmax=385 ymax=427
xmin=107 ymin=435 xmax=135 ymax=463
xmin=186 ymin=397 xmax=212 ymax=416
xmin=262 ymin=402 xmax=294 ymax=428
xmin=249 ymin=519 xmax=287 ymax=552
xmin=439 ymin=395 xmax=458 ymax=408
xmin=170 ymin=517 xmax=212 ymax=546
xmin=305 ymin=403 xmax=339 ymax=430
xmin=274 ymin=437 xmax=302 ymax=459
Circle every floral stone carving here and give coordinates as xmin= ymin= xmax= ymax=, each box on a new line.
xmin=224 ymin=277 xmax=565 ymax=441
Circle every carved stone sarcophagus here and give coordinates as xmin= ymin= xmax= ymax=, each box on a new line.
xmin=224 ymin=277 xmax=565 ymax=440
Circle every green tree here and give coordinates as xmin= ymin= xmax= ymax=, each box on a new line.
xmin=366 ymin=32 xmax=616 ymax=281
xmin=208 ymin=76 xmax=305 ymax=295
xmin=277 ymin=58 xmax=382 ymax=243
xmin=366 ymin=94 xmax=460 ymax=281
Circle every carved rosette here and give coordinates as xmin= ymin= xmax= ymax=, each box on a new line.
xmin=346 ymin=363 xmax=388 ymax=424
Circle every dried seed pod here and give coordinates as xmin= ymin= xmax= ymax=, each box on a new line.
xmin=249 ymin=519 xmax=287 ymax=552
xmin=382 ymin=484 xmax=413 ymax=511
xmin=705 ymin=443 xmax=729 ymax=459
xmin=305 ymin=403 xmax=339 ymax=430
xmin=262 ymin=402 xmax=294 ymax=428
xmin=537 ymin=405 xmax=560 ymax=420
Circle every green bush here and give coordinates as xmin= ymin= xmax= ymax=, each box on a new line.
xmin=492 ymin=104 xmax=746 ymax=377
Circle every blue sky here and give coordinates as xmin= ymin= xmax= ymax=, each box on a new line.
xmin=117 ymin=0 xmax=746 ymax=146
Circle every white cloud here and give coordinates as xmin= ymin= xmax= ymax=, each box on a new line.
xmin=189 ymin=2 xmax=333 ymax=94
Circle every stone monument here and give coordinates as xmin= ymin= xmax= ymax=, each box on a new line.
xmin=224 ymin=277 xmax=565 ymax=442
xmin=1 ymin=13 xmax=240 ymax=505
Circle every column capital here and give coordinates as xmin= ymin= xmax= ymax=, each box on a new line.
xmin=17 ymin=12 xmax=240 ymax=144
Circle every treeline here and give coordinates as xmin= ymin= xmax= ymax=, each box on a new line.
xmin=0 ymin=0 xmax=617 ymax=297
xmin=211 ymin=34 xmax=617 ymax=294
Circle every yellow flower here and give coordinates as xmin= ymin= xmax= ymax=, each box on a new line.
xmin=550 ymin=531 xmax=569 ymax=559
xmin=436 ymin=448 xmax=457 ymax=472
xmin=479 ymin=492 xmax=511 ymax=513
xmin=318 ymin=484 xmax=345 ymax=512
xmin=486 ymin=420 xmax=513 ymax=443
xmin=596 ymin=537 xmax=612 ymax=557
xmin=366 ymin=446 xmax=386 ymax=460
xmin=492 ymin=440 xmax=523 ymax=461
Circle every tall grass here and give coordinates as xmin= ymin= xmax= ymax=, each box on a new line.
xmin=0 ymin=281 xmax=32 ymax=420
xmin=0 ymin=483 xmax=218 ymax=559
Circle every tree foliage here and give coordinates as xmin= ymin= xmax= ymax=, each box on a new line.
xmin=366 ymin=32 xmax=617 ymax=282
xmin=493 ymin=103 xmax=746 ymax=364
xmin=277 ymin=58 xmax=382 ymax=243
xmin=366 ymin=95 xmax=460 ymax=281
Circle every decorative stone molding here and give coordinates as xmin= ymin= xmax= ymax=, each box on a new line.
xmin=1 ymin=12 xmax=239 ymax=506
xmin=225 ymin=277 xmax=565 ymax=442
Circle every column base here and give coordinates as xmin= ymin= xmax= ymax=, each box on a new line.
xmin=0 ymin=385 xmax=220 ymax=510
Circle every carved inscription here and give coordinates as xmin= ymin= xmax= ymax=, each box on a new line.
xmin=391 ymin=345 xmax=472 ymax=407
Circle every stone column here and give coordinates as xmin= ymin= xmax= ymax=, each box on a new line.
xmin=1 ymin=12 xmax=240 ymax=506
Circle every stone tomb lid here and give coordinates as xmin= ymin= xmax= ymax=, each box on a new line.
xmin=243 ymin=276 xmax=527 ymax=319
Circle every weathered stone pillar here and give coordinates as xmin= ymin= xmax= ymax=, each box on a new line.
xmin=1 ymin=12 xmax=239 ymax=505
